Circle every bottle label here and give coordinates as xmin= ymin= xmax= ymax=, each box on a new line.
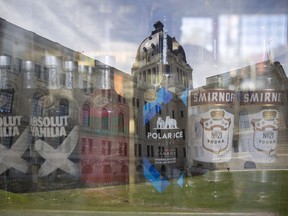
xmin=191 ymin=109 xmax=234 ymax=163
xmin=30 ymin=94 xmax=79 ymax=177
xmin=239 ymin=109 xmax=278 ymax=163
xmin=30 ymin=116 xmax=69 ymax=137
xmin=35 ymin=126 xmax=79 ymax=177
xmin=0 ymin=116 xmax=29 ymax=174
xmin=147 ymin=116 xmax=183 ymax=140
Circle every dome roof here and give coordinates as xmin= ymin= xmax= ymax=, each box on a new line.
xmin=134 ymin=21 xmax=187 ymax=64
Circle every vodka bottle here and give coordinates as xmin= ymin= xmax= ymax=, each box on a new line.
xmin=132 ymin=21 xmax=193 ymax=182
xmin=238 ymin=61 xmax=286 ymax=165
xmin=0 ymin=56 xmax=32 ymax=192
xmin=31 ymin=56 xmax=80 ymax=190
xmin=188 ymin=88 xmax=235 ymax=170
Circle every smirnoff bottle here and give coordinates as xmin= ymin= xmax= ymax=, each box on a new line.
xmin=188 ymin=88 xmax=235 ymax=169
xmin=187 ymin=85 xmax=235 ymax=199
xmin=0 ymin=56 xmax=32 ymax=192
xmin=31 ymin=56 xmax=80 ymax=191
xmin=238 ymin=61 xmax=286 ymax=165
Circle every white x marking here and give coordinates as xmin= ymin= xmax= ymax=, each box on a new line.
xmin=0 ymin=128 xmax=29 ymax=175
xmin=35 ymin=126 xmax=79 ymax=177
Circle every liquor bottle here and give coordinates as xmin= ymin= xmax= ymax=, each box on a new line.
xmin=132 ymin=21 xmax=193 ymax=183
xmin=0 ymin=56 xmax=32 ymax=192
xmin=188 ymin=88 xmax=235 ymax=173
xmin=238 ymin=61 xmax=286 ymax=165
xmin=187 ymin=77 xmax=235 ymax=199
xmin=31 ymin=56 xmax=80 ymax=191
xmin=80 ymin=61 xmax=129 ymax=187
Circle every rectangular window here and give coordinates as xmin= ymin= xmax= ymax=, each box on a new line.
xmin=147 ymin=69 xmax=151 ymax=83
xmin=88 ymin=139 xmax=93 ymax=153
xmin=90 ymin=83 xmax=94 ymax=93
xmin=107 ymin=141 xmax=111 ymax=155
xmin=13 ymin=58 xmax=22 ymax=74
xmin=183 ymin=147 xmax=186 ymax=158
xmin=134 ymin=144 xmax=137 ymax=157
xmin=83 ymin=80 xmax=88 ymax=93
xmin=61 ymin=73 xmax=66 ymax=86
xmin=143 ymin=70 xmax=146 ymax=82
xmin=3 ymin=54 xmax=12 ymax=69
xmin=43 ymin=67 xmax=49 ymax=81
xmin=119 ymin=142 xmax=123 ymax=156
xmin=147 ymin=145 xmax=150 ymax=157
xmin=32 ymin=97 xmax=43 ymax=117
xmin=101 ymin=140 xmax=111 ymax=155
xmin=152 ymin=68 xmax=156 ymax=84
xmin=138 ymin=144 xmax=142 ymax=157
xmin=35 ymin=64 xmax=41 ymax=79
xmin=124 ymin=143 xmax=127 ymax=157
xmin=0 ymin=89 xmax=14 ymax=113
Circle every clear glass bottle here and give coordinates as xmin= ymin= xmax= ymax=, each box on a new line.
xmin=132 ymin=21 xmax=193 ymax=184
xmin=238 ymin=61 xmax=287 ymax=166
xmin=0 ymin=56 xmax=32 ymax=192
xmin=188 ymin=88 xmax=235 ymax=170
xmin=31 ymin=56 xmax=80 ymax=191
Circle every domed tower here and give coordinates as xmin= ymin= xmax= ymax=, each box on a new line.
xmin=132 ymin=21 xmax=193 ymax=92
xmin=132 ymin=21 xmax=193 ymax=180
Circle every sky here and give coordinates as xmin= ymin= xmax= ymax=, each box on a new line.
xmin=1 ymin=0 xmax=288 ymax=87
xmin=0 ymin=0 xmax=155 ymax=73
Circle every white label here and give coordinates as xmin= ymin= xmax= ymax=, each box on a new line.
xmin=190 ymin=109 xmax=234 ymax=163
xmin=35 ymin=126 xmax=79 ymax=177
xmin=0 ymin=127 xmax=29 ymax=174
xmin=30 ymin=116 xmax=69 ymax=137
xmin=147 ymin=116 xmax=183 ymax=140
xmin=239 ymin=109 xmax=278 ymax=163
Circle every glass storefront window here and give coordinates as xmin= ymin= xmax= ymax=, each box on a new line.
xmin=0 ymin=0 xmax=288 ymax=215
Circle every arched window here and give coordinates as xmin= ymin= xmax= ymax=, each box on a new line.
xmin=82 ymin=104 xmax=90 ymax=127
xmin=118 ymin=112 xmax=124 ymax=133
xmin=101 ymin=108 xmax=109 ymax=130
xmin=59 ymin=98 xmax=69 ymax=116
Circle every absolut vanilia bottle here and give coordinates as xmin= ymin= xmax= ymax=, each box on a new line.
xmin=31 ymin=56 xmax=80 ymax=191
xmin=0 ymin=56 xmax=32 ymax=192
